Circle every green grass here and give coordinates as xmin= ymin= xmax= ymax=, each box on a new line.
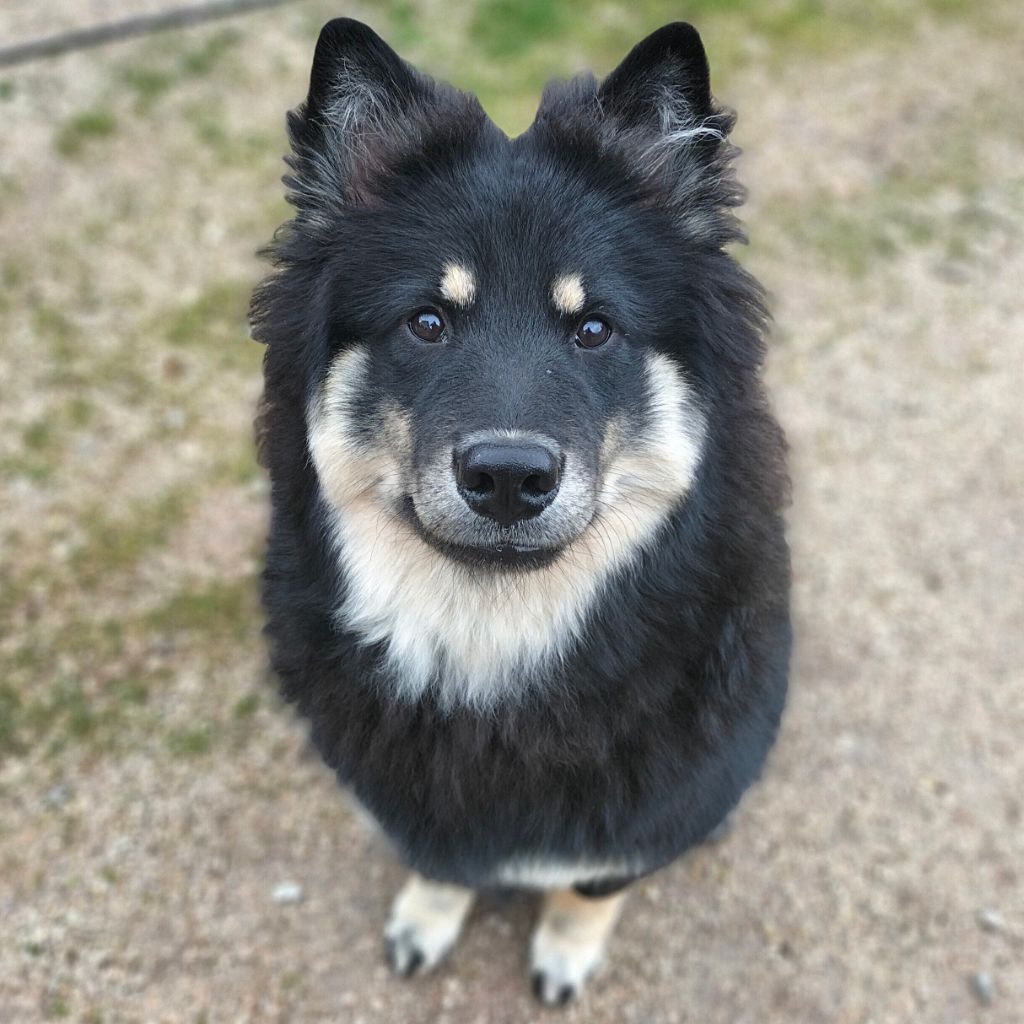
xmin=0 ymin=581 xmax=260 ymax=758
xmin=184 ymin=101 xmax=275 ymax=168
xmin=0 ymin=258 xmax=23 ymax=312
xmin=67 ymin=396 xmax=95 ymax=428
xmin=471 ymin=0 xmax=571 ymax=58
xmin=2 ymin=256 xmax=24 ymax=290
xmin=429 ymin=0 xmax=997 ymax=132
xmin=2 ymin=419 xmax=62 ymax=482
xmin=180 ymin=29 xmax=241 ymax=77
xmin=55 ymin=108 xmax=118 ymax=158
xmin=1 ymin=673 xmax=132 ymax=759
xmin=33 ymin=304 xmax=75 ymax=353
xmin=166 ymin=725 xmax=215 ymax=758
xmin=22 ymin=420 xmax=55 ymax=453
xmin=120 ymin=65 xmax=175 ymax=114
xmin=0 ymin=572 xmax=259 ymax=759
xmin=163 ymin=279 xmax=260 ymax=371
xmin=756 ymin=77 xmax=1021 ymax=278
xmin=72 ymin=489 xmax=191 ymax=586
xmin=0 ymin=453 xmax=54 ymax=483
xmin=212 ymin=443 xmax=263 ymax=486
xmin=146 ymin=578 xmax=258 ymax=646
xmin=0 ymin=684 xmax=21 ymax=753
xmin=763 ymin=179 xmax=1018 ymax=282
xmin=44 ymin=993 xmax=70 ymax=1019
xmin=233 ymin=692 xmax=261 ymax=719
xmin=0 ymin=575 xmax=263 ymax=760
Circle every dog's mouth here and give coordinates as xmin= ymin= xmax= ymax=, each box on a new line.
xmin=401 ymin=497 xmax=566 ymax=572
xmin=426 ymin=536 xmax=563 ymax=571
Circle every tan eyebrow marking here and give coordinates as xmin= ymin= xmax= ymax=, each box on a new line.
xmin=551 ymin=273 xmax=586 ymax=316
xmin=440 ymin=262 xmax=476 ymax=307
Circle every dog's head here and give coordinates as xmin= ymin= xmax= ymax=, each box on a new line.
xmin=254 ymin=20 xmax=767 ymax=697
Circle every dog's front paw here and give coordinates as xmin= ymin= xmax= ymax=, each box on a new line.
xmin=384 ymin=926 xmax=433 ymax=977
xmin=530 ymin=921 xmax=603 ymax=1006
xmin=384 ymin=874 xmax=475 ymax=977
xmin=529 ymin=888 xmax=626 ymax=1006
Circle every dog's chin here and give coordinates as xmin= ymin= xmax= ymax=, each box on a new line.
xmin=402 ymin=498 xmax=565 ymax=573
xmin=429 ymin=536 xmax=563 ymax=572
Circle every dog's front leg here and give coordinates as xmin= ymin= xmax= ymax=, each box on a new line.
xmin=384 ymin=872 xmax=476 ymax=976
xmin=530 ymin=887 xmax=627 ymax=1005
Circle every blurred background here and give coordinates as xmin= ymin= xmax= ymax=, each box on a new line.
xmin=1 ymin=1 xmax=1021 ymax=1021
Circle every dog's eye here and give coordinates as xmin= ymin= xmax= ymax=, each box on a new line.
xmin=408 ymin=309 xmax=445 ymax=343
xmin=575 ymin=317 xmax=612 ymax=349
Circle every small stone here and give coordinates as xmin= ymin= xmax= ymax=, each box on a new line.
xmin=933 ymin=261 xmax=969 ymax=285
xmin=970 ymin=971 xmax=995 ymax=1006
xmin=162 ymin=407 xmax=186 ymax=431
xmin=977 ymin=909 xmax=1005 ymax=934
xmin=43 ymin=783 xmax=73 ymax=808
xmin=201 ymin=220 xmax=226 ymax=245
xmin=51 ymin=540 xmax=73 ymax=561
xmin=271 ymin=882 xmax=303 ymax=905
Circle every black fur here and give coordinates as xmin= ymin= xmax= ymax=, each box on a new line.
xmin=251 ymin=19 xmax=790 ymax=889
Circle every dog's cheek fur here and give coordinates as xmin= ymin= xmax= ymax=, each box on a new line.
xmin=307 ymin=346 xmax=411 ymax=512
xmin=306 ymin=343 xmax=706 ymax=711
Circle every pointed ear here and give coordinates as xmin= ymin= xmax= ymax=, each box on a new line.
xmin=285 ymin=19 xmax=483 ymax=216
xmin=303 ymin=18 xmax=420 ymax=134
xmin=599 ymin=23 xmax=714 ymax=135
xmin=534 ymin=23 xmax=741 ymax=245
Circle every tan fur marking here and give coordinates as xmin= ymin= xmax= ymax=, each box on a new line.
xmin=541 ymin=888 xmax=626 ymax=931
xmin=551 ymin=273 xmax=586 ymax=316
xmin=440 ymin=262 xmax=476 ymax=307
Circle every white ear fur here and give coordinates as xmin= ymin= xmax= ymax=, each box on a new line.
xmin=637 ymin=87 xmax=726 ymax=172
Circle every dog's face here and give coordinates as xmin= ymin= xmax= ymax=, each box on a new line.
xmin=309 ymin=144 xmax=707 ymax=573
xmin=255 ymin=20 xmax=762 ymax=701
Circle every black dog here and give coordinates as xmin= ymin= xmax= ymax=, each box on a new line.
xmin=251 ymin=18 xmax=790 ymax=1005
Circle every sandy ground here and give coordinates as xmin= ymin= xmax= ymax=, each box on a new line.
xmin=1 ymin=2 xmax=1022 ymax=1022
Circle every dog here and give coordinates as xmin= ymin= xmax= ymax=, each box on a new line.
xmin=251 ymin=17 xmax=790 ymax=1006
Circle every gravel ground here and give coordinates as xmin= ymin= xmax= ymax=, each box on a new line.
xmin=1 ymin=2 xmax=1022 ymax=1022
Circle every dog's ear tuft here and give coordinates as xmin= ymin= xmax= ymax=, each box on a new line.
xmin=284 ymin=19 xmax=483 ymax=217
xmin=599 ymin=23 xmax=713 ymax=135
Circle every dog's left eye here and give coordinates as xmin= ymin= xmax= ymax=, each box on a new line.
xmin=408 ymin=309 xmax=445 ymax=343
xmin=575 ymin=317 xmax=612 ymax=349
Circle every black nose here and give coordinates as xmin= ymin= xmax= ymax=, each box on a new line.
xmin=455 ymin=440 xmax=561 ymax=526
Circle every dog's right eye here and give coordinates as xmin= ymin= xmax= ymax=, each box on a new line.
xmin=408 ymin=309 xmax=445 ymax=343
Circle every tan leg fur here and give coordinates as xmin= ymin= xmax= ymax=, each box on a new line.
xmin=530 ymin=887 xmax=628 ymax=1006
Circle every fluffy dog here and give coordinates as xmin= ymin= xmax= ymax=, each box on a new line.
xmin=251 ymin=17 xmax=790 ymax=1005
